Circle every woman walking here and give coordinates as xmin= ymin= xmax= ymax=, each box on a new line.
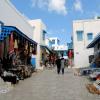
xmin=56 ymin=56 xmax=61 ymax=74
xmin=61 ymin=54 xmax=65 ymax=74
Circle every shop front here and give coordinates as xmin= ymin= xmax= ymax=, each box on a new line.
xmin=40 ymin=45 xmax=56 ymax=67
xmin=0 ymin=25 xmax=37 ymax=83
xmin=87 ymin=34 xmax=100 ymax=68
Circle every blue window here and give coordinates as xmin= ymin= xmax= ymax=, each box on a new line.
xmin=51 ymin=40 xmax=55 ymax=45
xmin=42 ymin=30 xmax=46 ymax=40
xmin=57 ymin=40 xmax=60 ymax=45
xmin=87 ymin=33 xmax=93 ymax=40
xmin=76 ymin=31 xmax=83 ymax=41
xmin=49 ymin=41 xmax=52 ymax=47
xmin=43 ymin=33 xmax=45 ymax=40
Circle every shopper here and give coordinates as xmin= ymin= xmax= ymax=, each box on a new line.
xmin=61 ymin=54 xmax=65 ymax=74
xmin=56 ymin=56 xmax=61 ymax=74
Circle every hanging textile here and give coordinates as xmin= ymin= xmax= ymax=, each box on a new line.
xmin=3 ymin=36 xmax=9 ymax=58
xmin=9 ymin=33 xmax=14 ymax=54
xmin=68 ymin=50 xmax=73 ymax=59
xmin=25 ymin=41 xmax=28 ymax=50
xmin=24 ymin=41 xmax=28 ymax=56
xmin=30 ymin=46 xmax=32 ymax=53
xmin=0 ymin=42 xmax=2 ymax=58
xmin=14 ymin=39 xmax=18 ymax=49
xmin=0 ymin=41 xmax=4 ymax=59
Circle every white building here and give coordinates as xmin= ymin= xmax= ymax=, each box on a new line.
xmin=46 ymin=37 xmax=68 ymax=59
xmin=73 ymin=18 xmax=100 ymax=68
xmin=87 ymin=33 xmax=100 ymax=67
xmin=54 ymin=45 xmax=67 ymax=51
xmin=49 ymin=37 xmax=60 ymax=49
xmin=0 ymin=0 xmax=37 ymax=68
xmin=28 ymin=19 xmax=47 ymax=69
xmin=54 ymin=45 xmax=68 ymax=59
xmin=45 ymin=38 xmax=52 ymax=48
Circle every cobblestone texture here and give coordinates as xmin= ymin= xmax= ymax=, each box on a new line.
xmin=0 ymin=68 xmax=100 ymax=100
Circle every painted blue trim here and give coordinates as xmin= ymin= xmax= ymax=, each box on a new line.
xmin=87 ymin=33 xmax=93 ymax=40
xmin=0 ymin=26 xmax=14 ymax=40
xmin=0 ymin=26 xmax=37 ymax=45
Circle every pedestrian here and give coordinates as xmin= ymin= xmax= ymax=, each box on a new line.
xmin=56 ymin=56 xmax=61 ymax=74
xmin=61 ymin=54 xmax=65 ymax=74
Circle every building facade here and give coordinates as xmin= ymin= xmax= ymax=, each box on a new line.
xmin=29 ymin=19 xmax=47 ymax=69
xmin=46 ymin=37 xmax=68 ymax=59
xmin=49 ymin=37 xmax=60 ymax=49
xmin=54 ymin=45 xmax=68 ymax=59
xmin=0 ymin=0 xmax=37 ymax=78
xmin=87 ymin=33 xmax=100 ymax=67
xmin=73 ymin=19 xmax=100 ymax=68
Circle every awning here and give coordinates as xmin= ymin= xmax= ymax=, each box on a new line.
xmin=0 ymin=26 xmax=37 ymax=45
xmin=87 ymin=33 xmax=100 ymax=48
xmin=40 ymin=45 xmax=53 ymax=53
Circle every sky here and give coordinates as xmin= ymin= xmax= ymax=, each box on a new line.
xmin=10 ymin=0 xmax=100 ymax=44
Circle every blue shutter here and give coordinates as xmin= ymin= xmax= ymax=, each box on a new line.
xmin=87 ymin=33 xmax=93 ymax=40
xmin=76 ymin=31 xmax=83 ymax=41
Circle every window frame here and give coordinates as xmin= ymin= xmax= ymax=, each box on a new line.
xmin=51 ymin=40 xmax=55 ymax=45
xmin=87 ymin=33 xmax=93 ymax=40
xmin=42 ymin=32 xmax=45 ymax=40
xmin=76 ymin=31 xmax=83 ymax=41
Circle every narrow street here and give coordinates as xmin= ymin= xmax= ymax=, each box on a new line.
xmin=0 ymin=68 xmax=100 ymax=100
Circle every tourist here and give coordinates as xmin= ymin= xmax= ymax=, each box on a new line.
xmin=61 ymin=54 xmax=65 ymax=74
xmin=56 ymin=56 xmax=61 ymax=74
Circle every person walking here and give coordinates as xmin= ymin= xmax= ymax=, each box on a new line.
xmin=61 ymin=54 xmax=65 ymax=74
xmin=56 ymin=56 xmax=61 ymax=74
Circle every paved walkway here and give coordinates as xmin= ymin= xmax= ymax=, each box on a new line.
xmin=0 ymin=68 xmax=100 ymax=100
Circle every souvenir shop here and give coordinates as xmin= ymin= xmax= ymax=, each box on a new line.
xmin=40 ymin=45 xmax=56 ymax=67
xmin=87 ymin=34 xmax=100 ymax=68
xmin=0 ymin=25 xmax=37 ymax=84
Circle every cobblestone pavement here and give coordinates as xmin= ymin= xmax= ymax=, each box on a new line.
xmin=0 ymin=68 xmax=100 ymax=100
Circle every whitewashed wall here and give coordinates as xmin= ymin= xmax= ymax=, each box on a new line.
xmin=49 ymin=37 xmax=59 ymax=47
xmin=29 ymin=19 xmax=46 ymax=45
xmin=54 ymin=45 xmax=68 ymax=51
xmin=73 ymin=19 xmax=100 ymax=68
xmin=45 ymin=38 xmax=50 ymax=47
xmin=28 ymin=19 xmax=46 ymax=69
xmin=0 ymin=0 xmax=34 ymax=39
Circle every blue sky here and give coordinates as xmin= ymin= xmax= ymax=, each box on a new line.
xmin=11 ymin=0 xmax=100 ymax=44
